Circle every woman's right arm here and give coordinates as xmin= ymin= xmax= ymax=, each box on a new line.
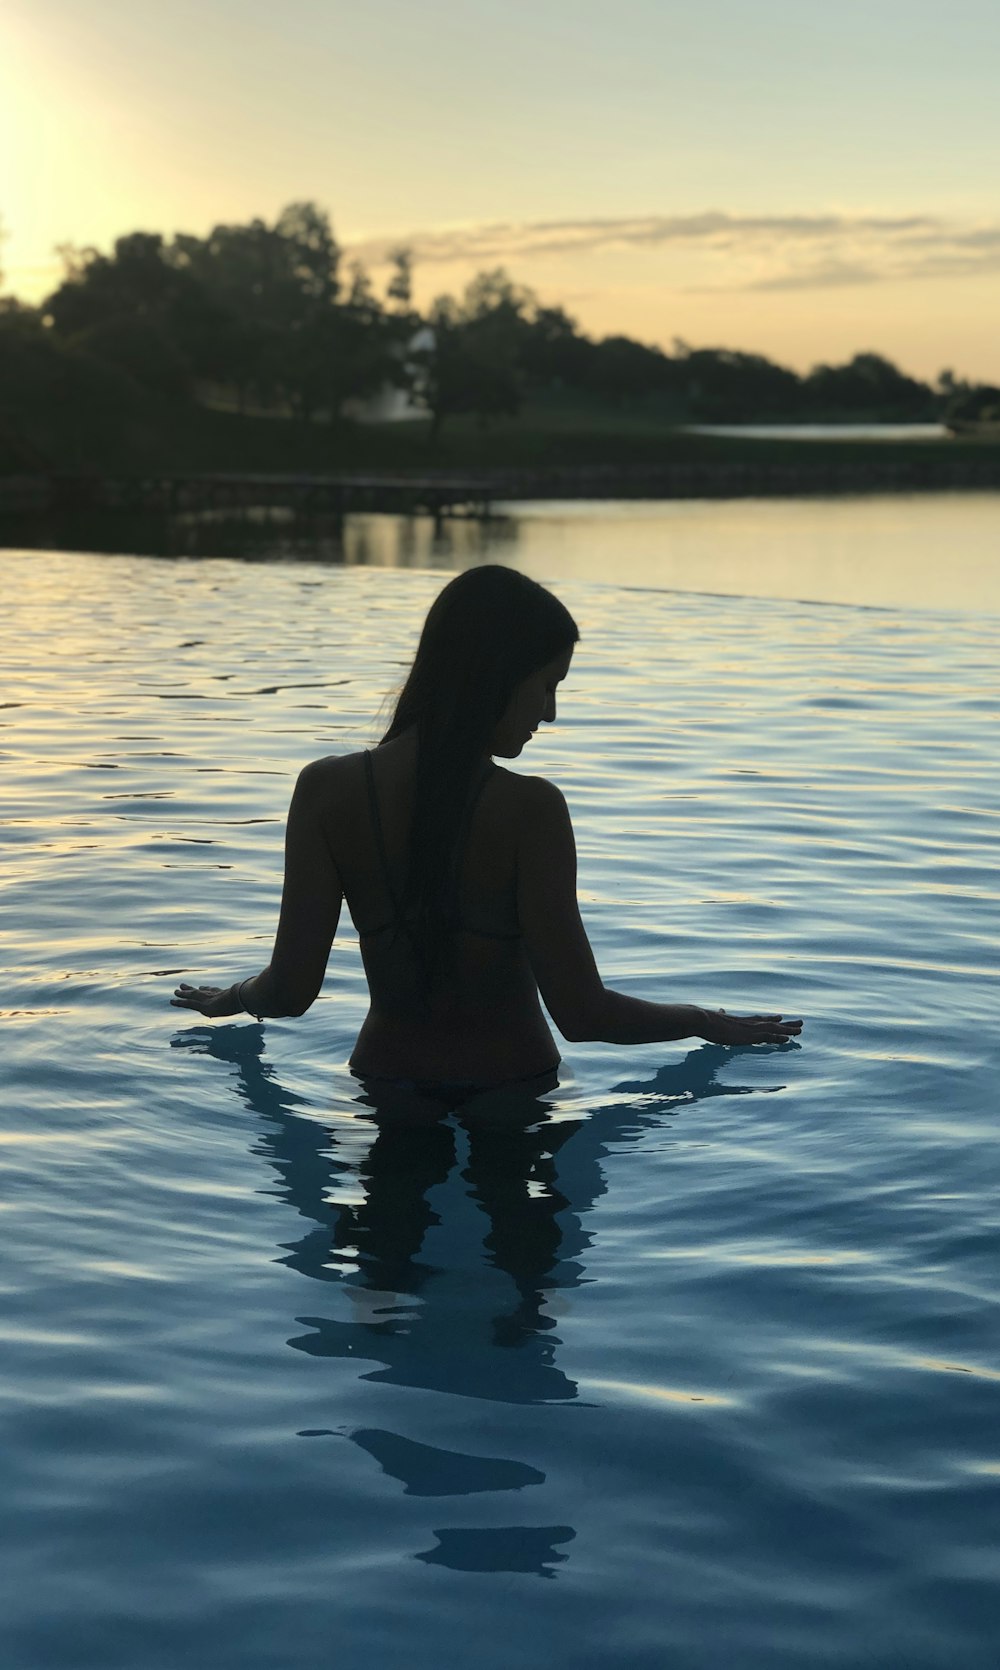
xmin=516 ymin=777 xmax=802 ymax=1047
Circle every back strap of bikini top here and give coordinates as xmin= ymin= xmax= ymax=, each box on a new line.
xmin=364 ymin=750 xmax=407 ymax=928
xmin=458 ymin=760 xmax=496 ymax=846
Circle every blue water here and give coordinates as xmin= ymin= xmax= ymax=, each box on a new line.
xmin=3 ymin=545 xmax=999 ymax=1669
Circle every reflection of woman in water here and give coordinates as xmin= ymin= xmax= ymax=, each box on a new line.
xmin=172 ymin=565 xmax=802 ymax=1081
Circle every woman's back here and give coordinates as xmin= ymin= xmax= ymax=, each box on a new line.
xmin=317 ymin=733 xmax=561 ymax=1084
xmin=171 ymin=566 xmax=803 ymax=1065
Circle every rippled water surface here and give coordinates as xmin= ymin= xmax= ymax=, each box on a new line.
xmin=3 ymin=547 xmax=999 ymax=1669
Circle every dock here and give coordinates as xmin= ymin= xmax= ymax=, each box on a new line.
xmin=2 ymin=451 xmax=1000 ymax=519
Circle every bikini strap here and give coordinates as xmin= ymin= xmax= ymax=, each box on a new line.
xmin=459 ymin=761 xmax=496 ymax=847
xmin=364 ymin=750 xmax=407 ymax=927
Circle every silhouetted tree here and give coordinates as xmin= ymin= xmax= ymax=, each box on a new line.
xmin=413 ymin=275 xmax=527 ymax=440
xmin=164 ymin=202 xmax=344 ymax=411
xmin=583 ymin=335 xmax=672 ymax=406
xmin=803 ymin=352 xmax=933 ymax=420
xmin=943 ymin=382 xmax=1000 ymax=426
xmin=44 ymin=232 xmax=228 ymax=400
xmin=18 ymin=200 xmax=955 ymax=451
xmin=674 ymin=346 xmax=803 ymax=422
xmin=50 ymin=234 xmax=180 ymax=330
xmin=170 ymin=204 xmax=340 ymax=324
xmin=0 ymin=301 xmax=150 ymax=470
xmin=519 ymin=305 xmax=594 ymax=391
xmin=386 ymin=247 xmax=414 ymax=311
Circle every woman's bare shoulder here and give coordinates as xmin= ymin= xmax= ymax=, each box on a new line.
xmin=491 ymin=766 xmax=568 ymax=818
xmin=292 ymin=751 xmax=367 ymax=815
xmin=297 ymin=750 xmax=365 ymax=785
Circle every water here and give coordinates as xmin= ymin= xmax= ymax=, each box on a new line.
xmin=686 ymin=423 xmax=948 ymax=441
xmin=497 ymin=494 xmax=1000 ymax=613
xmin=3 ymin=534 xmax=999 ymax=1669
xmin=9 ymin=489 xmax=1000 ymax=613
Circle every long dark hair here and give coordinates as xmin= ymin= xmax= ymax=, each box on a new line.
xmin=381 ymin=564 xmax=579 ymax=984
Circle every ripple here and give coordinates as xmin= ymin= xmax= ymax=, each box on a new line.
xmin=1 ymin=548 xmax=998 ymax=1668
xmin=583 ymin=1377 xmax=738 ymax=1408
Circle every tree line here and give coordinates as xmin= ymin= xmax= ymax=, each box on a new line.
xmin=0 ymin=200 xmax=992 ymax=465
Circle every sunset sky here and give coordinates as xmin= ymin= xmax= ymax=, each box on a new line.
xmin=4 ymin=0 xmax=999 ymax=380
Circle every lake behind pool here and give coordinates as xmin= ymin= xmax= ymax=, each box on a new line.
xmin=2 ymin=512 xmax=999 ymax=1669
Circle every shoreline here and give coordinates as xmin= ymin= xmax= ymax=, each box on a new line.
xmin=3 ymin=442 xmax=1000 ymax=522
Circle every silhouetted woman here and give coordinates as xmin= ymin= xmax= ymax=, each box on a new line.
xmin=172 ymin=565 xmax=801 ymax=1086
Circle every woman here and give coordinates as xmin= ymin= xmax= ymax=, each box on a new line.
xmin=172 ymin=565 xmax=802 ymax=1086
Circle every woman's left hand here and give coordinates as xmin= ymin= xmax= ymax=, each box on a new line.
xmin=171 ymin=982 xmax=244 ymax=1018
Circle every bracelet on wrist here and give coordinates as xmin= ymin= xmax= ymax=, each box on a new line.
xmin=236 ymin=977 xmax=263 ymax=1022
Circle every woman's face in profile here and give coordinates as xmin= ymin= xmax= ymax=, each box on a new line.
xmin=491 ymin=647 xmax=574 ymax=759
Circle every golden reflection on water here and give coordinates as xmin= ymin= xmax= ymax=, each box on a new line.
xmin=583 ymin=1377 xmax=737 ymax=1408
xmin=649 ymin=1247 xmax=873 ymax=1268
xmin=915 ymin=1357 xmax=1000 ymax=1384
xmin=498 ymin=494 xmax=1000 ymax=615
xmin=10 ymin=490 xmax=1000 ymax=614
xmin=821 ymin=1344 xmax=1000 ymax=1384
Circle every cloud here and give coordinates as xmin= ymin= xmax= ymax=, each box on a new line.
xmin=716 ymin=238 xmax=1000 ymax=294
xmin=350 ymin=211 xmax=937 ymax=265
xmin=742 ymin=262 xmax=882 ymax=292
xmin=348 ymin=210 xmax=1000 ymax=294
xmin=895 ymin=223 xmax=1000 ymax=252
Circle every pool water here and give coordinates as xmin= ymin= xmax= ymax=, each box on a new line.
xmin=3 ymin=548 xmax=999 ymax=1669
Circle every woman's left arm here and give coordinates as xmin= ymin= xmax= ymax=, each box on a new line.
xmin=172 ymin=759 xmax=343 ymax=1020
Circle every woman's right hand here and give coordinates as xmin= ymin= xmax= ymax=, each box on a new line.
xmin=697 ymin=1008 xmax=803 ymax=1046
xmin=171 ymin=982 xmax=244 ymax=1018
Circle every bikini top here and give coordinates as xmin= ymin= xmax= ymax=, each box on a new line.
xmin=356 ymin=750 xmax=521 ymax=944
